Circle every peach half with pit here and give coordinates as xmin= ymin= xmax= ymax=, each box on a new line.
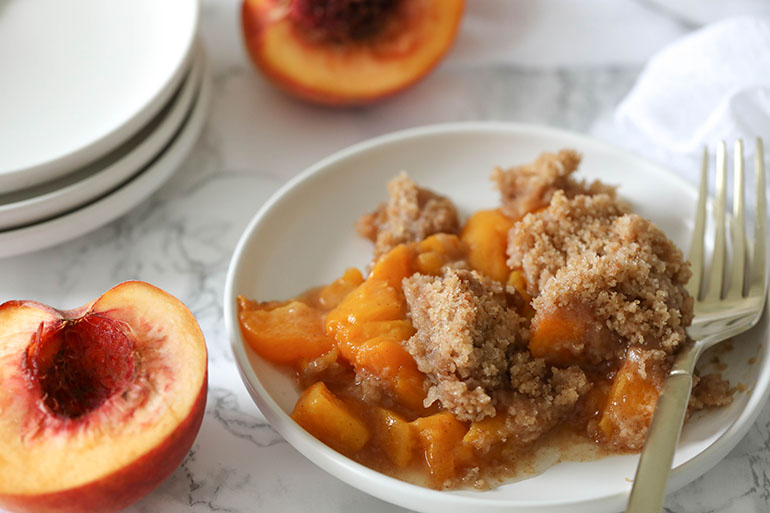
xmin=0 ymin=281 xmax=208 ymax=513
xmin=242 ymin=0 xmax=465 ymax=106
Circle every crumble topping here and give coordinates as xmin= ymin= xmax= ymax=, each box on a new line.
xmin=510 ymin=191 xmax=693 ymax=357
xmin=492 ymin=149 xmax=616 ymax=220
xmin=402 ymin=268 xmax=525 ymax=421
xmin=356 ymin=172 xmax=459 ymax=262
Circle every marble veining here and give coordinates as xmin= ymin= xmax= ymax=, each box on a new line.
xmin=0 ymin=0 xmax=768 ymax=511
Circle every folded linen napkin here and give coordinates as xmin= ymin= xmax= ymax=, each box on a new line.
xmin=643 ymin=0 xmax=770 ymax=26
xmin=614 ymin=16 xmax=770 ymax=185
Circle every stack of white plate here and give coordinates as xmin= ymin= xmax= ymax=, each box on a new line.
xmin=0 ymin=0 xmax=208 ymax=258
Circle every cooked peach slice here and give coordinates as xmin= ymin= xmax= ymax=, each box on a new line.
xmin=356 ymin=337 xmax=417 ymax=380
xmin=325 ymin=279 xmax=407 ymax=345
xmin=242 ymin=0 xmax=465 ymax=105
xmin=0 ymin=282 xmax=207 ymax=513
xmin=412 ymin=412 xmax=470 ymax=484
xmin=529 ymin=303 xmax=615 ymax=366
xmin=341 ymin=319 xmax=415 ymax=347
xmin=507 ymin=270 xmax=531 ymax=302
xmin=355 ymin=337 xmax=426 ymax=411
xmin=460 ymin=209 xmax=515 ymax=283
xmin=598 ymin=348 xmax=662 ymax=448
xmin=239 ymin=300 xmax=334 ymax=364
xmin=417 ymin=233 xmax=466 ymax=260
xmin=463 ymin=412 xmax=508 ymax=448
xmin=415 ymin=250 xmax=444 ymax=275
xmin=530 ymin=309 xmax=589 ymax=365
xmin=324 ymin=260 xmax=427 ymax=410
xmin=393 ymin=367 xmax=429 ymax=413
xmin=370 ymin=244 xmax=414 ymax=288
xmin=374 ymin=408 xmax=415 ymax=468
xmin=413 ymin=234 xmax=467 ymax=276
xmin=317 ymin=267 xmax=365 ymax=310
xmin=291 ymin=382 xmax=370 ymax=454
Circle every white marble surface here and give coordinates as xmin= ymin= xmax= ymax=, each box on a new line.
xmin=1 ymin=1 xmax=769 ymax=511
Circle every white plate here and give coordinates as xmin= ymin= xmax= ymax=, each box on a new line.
xmin=0 ymin=49 xmax=203 ymax=231
xmin=0 ymin=54 xmax=210 ymax=258
xmin=0 ymin=0 xmax=198 ymax=192
xmin=224 ymin=123 xmax=770 ymax=513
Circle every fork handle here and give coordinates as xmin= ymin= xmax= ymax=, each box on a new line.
xmin=626 ymin=348 xmax=699 ymax=513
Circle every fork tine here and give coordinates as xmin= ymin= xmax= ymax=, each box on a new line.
xmin=687 ymin=148 xmax=708 ymax=299
xmin=727 ymin=140 xmax=746 ymax=299
xmin=705 ymin=142 xmax=728 ymax=301
xmin=749 ymin=138 xmax=767 ymax=297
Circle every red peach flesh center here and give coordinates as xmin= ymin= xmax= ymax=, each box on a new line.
xmin=289 ymin=0 xmax=402 ymax=42
xmin=25 ymin=315 xmax=135 ymax=419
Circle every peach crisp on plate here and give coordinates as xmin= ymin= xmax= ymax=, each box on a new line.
xmin=237 ymin=150 xmax=732 ymax=489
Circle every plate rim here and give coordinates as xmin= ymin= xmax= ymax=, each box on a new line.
xmin=0 ymin=51 xmax=211 ymax=258
xmin=0 ymin=47 xmax=204 ymax=231
xmin=224 ymin=121 xmax=770 ymax=512
xmin=0 ymin=0 xmax=200 ymax=193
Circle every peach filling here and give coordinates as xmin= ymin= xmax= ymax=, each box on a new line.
xmin=236 ymin=155 xmax=738 ymax=490
xmin=25 ymin=315 xmax=135 ymax=419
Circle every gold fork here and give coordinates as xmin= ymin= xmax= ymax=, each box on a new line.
xmin=626 ymin=139 xmax=768 ymax=512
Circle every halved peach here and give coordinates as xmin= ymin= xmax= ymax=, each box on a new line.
xmin=242 ymin=0 xmax=465 ymax=105
xmin=0 ymin=281 xmax=208 ymax=513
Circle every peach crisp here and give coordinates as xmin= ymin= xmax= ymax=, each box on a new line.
xmin=238 ymin=150 xmax=733 ymax=489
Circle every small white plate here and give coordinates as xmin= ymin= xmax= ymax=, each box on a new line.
xmin=0 ymin=54 xmax=210 ymax=258
xmin=0 ymin=49 xmax=203 ymax=231
xmin=224 ymin=123 xmax=770 ymax=513
xmin=0 ymin=0 xmax=198 ymax=193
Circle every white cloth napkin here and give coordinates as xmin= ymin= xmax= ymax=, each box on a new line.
xmin=614 ymin=16 xmax=770 ymax=184
xmin=643 ymin=0 xmax=770 ymax=26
